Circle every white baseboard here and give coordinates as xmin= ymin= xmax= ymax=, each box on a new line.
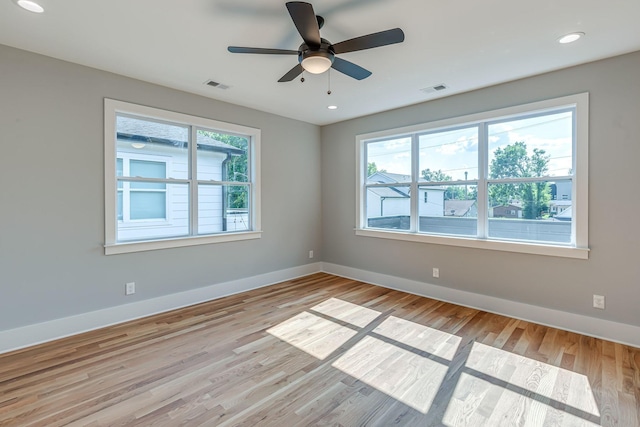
xmin=321 ymin=262 xmax=640 ymax=349
xmin=0 ymin=263 xmax=323 ymax=355
xmin=4 ymin=261 xmax=638 ymax=355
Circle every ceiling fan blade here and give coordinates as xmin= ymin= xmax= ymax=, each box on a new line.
xmin=286 ymin=2 xmax=321 ymax=49
xmin=278 ymin=63 xmax=304 ymax=82
xmin=332 ymin=28 xmax=405 ymax=54
xmin=228 ymin=46 xmax=299 ymax=55
xmin=331 ymin=57 xmax=372 ymax=80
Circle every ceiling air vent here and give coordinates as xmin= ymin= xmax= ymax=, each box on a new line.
xmin=420 ymin=84 xmax=448 ymax=94
xmin=204 ymin=80 xmax=230 ymax=90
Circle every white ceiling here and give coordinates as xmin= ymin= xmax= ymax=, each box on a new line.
xmin=1 ymin=0 xmax=639 ymax=125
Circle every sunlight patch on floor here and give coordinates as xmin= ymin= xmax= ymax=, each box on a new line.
xmin=311 ymin=298 xmax=381 ymax=328
xmin=373 ymin=315 xmax=461 ymax=360
xmin=267 ymin=311 xmax=357 ymax=360
xmin=443 ymin=342 xmax=601 ymax=426
xmin=332 ymin=335 xmax=449 ymax=413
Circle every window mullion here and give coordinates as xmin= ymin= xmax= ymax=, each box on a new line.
xmin=477 ymin=123 xmax=488 ymax=239
xmin=410 ymin=134 xmax=419 ymax=232
xmin=190 ymin=127 xmax=198 ymax=236
xmin=123 ymin=181 xmax=131 ymax=222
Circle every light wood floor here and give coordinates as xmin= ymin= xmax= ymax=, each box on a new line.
xmin=1 ymin=273 xmax=638 ymax=426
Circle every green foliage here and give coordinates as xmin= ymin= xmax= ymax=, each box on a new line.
xmin=367 ymin=162 xmax=387 ymax=177
xmin=421 ymin=168 xmax=475 ymax=201
xmin=489 ymin=141 xmax=551 ymax=219
xmin=199 ymin=131 xmax=248 ymax=209
xmin=421 ymin=168 xmax=451 ymax=182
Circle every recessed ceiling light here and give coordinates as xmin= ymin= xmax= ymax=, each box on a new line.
xmin=15 ymin=0 xmax=44 ymax=13
xmin=327 ymin=105 xmax=338 ymax=110
xmin=558 ymin=32 xmax=584 ymax=44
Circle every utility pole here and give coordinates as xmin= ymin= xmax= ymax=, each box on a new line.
xmin=464 ymin=171 xmax=468 ymax=198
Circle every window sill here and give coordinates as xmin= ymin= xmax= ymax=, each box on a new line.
xmin=355 ymin=228 xmax=589 ymax=259
xmin=105 ymin=231 xmax=262 ymax=255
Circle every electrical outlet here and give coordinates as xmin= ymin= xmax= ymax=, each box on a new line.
xmin=125 ymin=282 xmax=136 ymax=296
xmin=432 ymin=268 xmax=440 ymax=278
xmin=593 ymin=294 xmax=605 ymax=309
xmin=309 ymin=250 xmax=314 ymax=259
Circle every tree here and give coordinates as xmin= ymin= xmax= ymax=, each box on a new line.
xmin=421 ymin=168 xmax=451 ymax=182
xmin=367 ymin=162 xmax=386 ymax=177
xmin=367 ymin=162 xmax=378 ymax=177
xmin=199 ymin=131 xmax=248 ymax=209
xmin=421 ymin=168 xmax=475 ymax=200
xmin=489 ymin=141 xmax=551 ymax=219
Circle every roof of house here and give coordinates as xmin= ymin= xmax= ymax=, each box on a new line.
xmin=116 ymin=116 xmax=244 ymax=155
xmin=368 ymin=172 xmax=446 ymax=191
xmin=444 ymin=199 xmax=476 ymax=216
xmin=550 ymin=200 xmax=572 ymax=207
xmin=554 ymin=206 xmax=572 ymax=221
xmin=494 ymin=203 xmax=523 ymax=210
xmin=368 ymin=187 xmax=409 ymax=198
xmin=367 ymin=171 xmax=410 ymax=184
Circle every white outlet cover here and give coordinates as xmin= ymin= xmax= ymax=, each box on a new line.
xmin=593 ymin=294 xmax=605 ymax=309
xmin=125 ymin=282 xmax=136 ymax=295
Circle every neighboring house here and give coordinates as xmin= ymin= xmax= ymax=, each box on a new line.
xmin=444 ymin=200 xmax=477 ymax=217
xmin=492 ymin=203 xmax=523 ymax=218
xmin=366 ymin=172 xmax=445 ymax=218
xmin=550 ymin=181 xmax=572 ymax=201
xmin=549 ymin=199 xmax=572 ymax=216
xmin=554 ymin=206 xmax=572 ymax=221
xmin=366 ymin=186 xmax=410 ymax=217
xmin=116 ymin=116 xmax=245 ymax=241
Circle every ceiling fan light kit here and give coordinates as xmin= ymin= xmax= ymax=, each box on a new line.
xmin=301 ymin=51 xmax=334 ymax=74
xmin=228 ymin=1 xmax=404 ymax=83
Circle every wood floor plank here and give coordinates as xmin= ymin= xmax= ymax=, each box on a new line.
xmin=0 ymin=272 xmax=638 ymax=426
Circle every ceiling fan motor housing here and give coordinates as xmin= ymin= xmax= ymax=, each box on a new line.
xmin=298 ymin=39 xmax=335 ymax=73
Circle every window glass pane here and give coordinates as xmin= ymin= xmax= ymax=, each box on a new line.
xmin=419 ymin=126 xmax=479 ymax=181
xmin=366 ymin=137 xmax=412 ymax=180
xmin=130 ymin=192 xmax=166 ymax=220
xmin=117 ymin=183 xmax=189 ymax=241
xmin=196 ymin=130 xmax=248 ymax=182
xmin=488 ymin=182 xmax=571 ymax=244
xmin=418 ymin=185 xmax=477 ymax=236
xmin=488 ymin=111 xmax=573 ymax=179
xmin=130 ymin=160 xmax=166 ymax=190
xmin=116 ymin=158 xmax=123 ymax=191
xmin=130 ymin=159 xmax=165 ymax=178
xmin=116 ymin=115 xmax=188 ymax=179
xmin=198 ymin=184 xmax=250 ymax=234
xmin=117 ymin=190 xmax=123 ymax=221
xmin=116 ymin=158 xmax=123 ymax=190
xmin=366 ymin=185 xmax=410 ymax=230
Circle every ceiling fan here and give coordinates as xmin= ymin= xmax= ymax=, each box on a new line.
xmin=227 ymin=1 xmax=405 ymax=82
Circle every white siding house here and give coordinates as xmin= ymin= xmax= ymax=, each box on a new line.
xmin=116 ymin=116 xmax=245 ymax=241
xmin=366 ymin=172 xmax=445 ymax=218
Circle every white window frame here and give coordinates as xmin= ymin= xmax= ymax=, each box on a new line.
xmin=105 ymin=99 xmax=261 ymax=255
xmin=355 ymin=93 xmax=589 ymax=259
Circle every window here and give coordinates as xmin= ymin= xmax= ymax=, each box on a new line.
xmin=357 ymin=94 xmax=589 ymax=259
xmin=117 ymin=156 xmax=168 ymax=222
xmin=104 ymin=99 xmax=261 ymax=254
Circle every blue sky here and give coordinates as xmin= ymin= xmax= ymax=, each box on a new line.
xmin=367 ymin=111 xmax=573 ymax=181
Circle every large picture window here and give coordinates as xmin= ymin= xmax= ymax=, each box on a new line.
xmin=104 ymin=99 xmax=261 ymax=254
xmin=357 ymin=94 xmax=588 ymax=258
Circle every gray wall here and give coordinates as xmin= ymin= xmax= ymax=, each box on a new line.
xmin=321 ymin=51 xmax=640 ymax=327
xmin=0 ymin=44 xmax=322 ymax=331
